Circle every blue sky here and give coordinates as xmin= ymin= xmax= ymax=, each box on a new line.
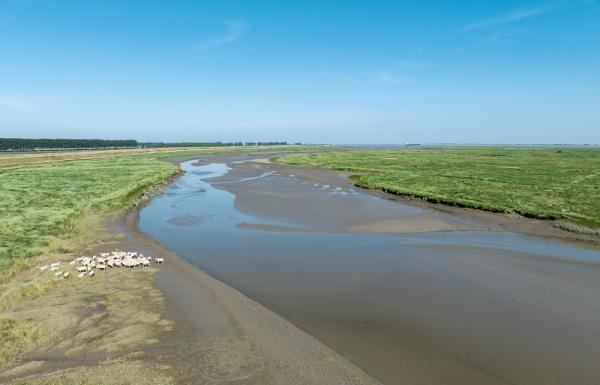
xmin=0 ymin=0 xmax=599 ymax=144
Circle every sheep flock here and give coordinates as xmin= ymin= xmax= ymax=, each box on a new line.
xmin=38 ymin=251 xmax=165 ymax=279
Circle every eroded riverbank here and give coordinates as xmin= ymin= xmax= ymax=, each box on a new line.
xmin=140 ymin=154 xmax=600 ymax=385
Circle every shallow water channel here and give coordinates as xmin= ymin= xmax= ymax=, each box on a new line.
xmin=140 ymin=159 xmax=600 ymax=385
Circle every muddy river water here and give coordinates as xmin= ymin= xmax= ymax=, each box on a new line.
xmin=140 ymin=157 xmax=600 ymax=385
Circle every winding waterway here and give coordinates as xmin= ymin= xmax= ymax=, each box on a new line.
xmin=140 ymin=158 xmax=600 ymax=385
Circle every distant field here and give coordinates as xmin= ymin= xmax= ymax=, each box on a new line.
xmin=278 ymin=147 xmax=600 ymax=227
xmin=0 ymin=145 xmax=307 ymax=276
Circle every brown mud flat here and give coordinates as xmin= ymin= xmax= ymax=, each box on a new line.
xmin=164 ymin=150 xmax=598 ymax=244
xmin=125 ymin=208 xmax=379 ymax=385
xmin=152 ymin=153 xmax=600 ymax=385
xmin=240 ymin=156 xmax=599 ymax=244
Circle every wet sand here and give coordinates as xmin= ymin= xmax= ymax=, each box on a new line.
xmin=228 ymin=157 xmax=600 ymax=243
xmin=138 ymin=153 xmax=600 ymax=385
xmin=213 ymin=160 xmax=479 ymax=233
xmin=123 ymin=208 xmax=381 ymax=384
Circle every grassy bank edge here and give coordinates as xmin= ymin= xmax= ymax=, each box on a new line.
xmin=1 ymin=215 xmax=113 ymax=365
xmin=1 ymin=217 xmax=178 ymax=384
xmin=0 ymin=158 xmax=179 ymax=281
xmin=0 ymin=145 xmax=318 ymax=280
xmin=273 ymin=148 xmax=600 ymax=235
xmin=0 ymin=150 xmax=186 ymax=370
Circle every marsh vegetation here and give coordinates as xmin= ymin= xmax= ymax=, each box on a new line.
xmin=0 ymin=152 xmax=177 ymax=277
xmin=278 ymin=147 xmax=600 ymax=228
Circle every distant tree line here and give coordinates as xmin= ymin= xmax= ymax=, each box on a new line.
xmin=0 ymin=138 xmax=138 ymax=151
xmin=0 ymin=138 xmax=293 ymax=152
xmin=138 ymin=141 xmax=289 ymax=148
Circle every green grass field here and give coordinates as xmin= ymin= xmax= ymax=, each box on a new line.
xmin=0 ymin=152 xmax=176 ymax=277
xmin=278 ymin=147 xmax=600 ymax=227
xmin=0 ymin=145 xmax=307 ymax=277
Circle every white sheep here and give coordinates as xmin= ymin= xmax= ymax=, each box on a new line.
xmin=42 ymin=250 xmax=161 ymax=277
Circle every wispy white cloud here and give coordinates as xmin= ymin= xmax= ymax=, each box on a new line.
xmin=481 ymin=29 xmax=531 ymax=44
xmin=193 ymin=20 xmax=250 ymax=50
xmin=372 ymin=69 xmax=415 ymax=84
xmin=464 ymin=0 xmax=590 ymax=30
